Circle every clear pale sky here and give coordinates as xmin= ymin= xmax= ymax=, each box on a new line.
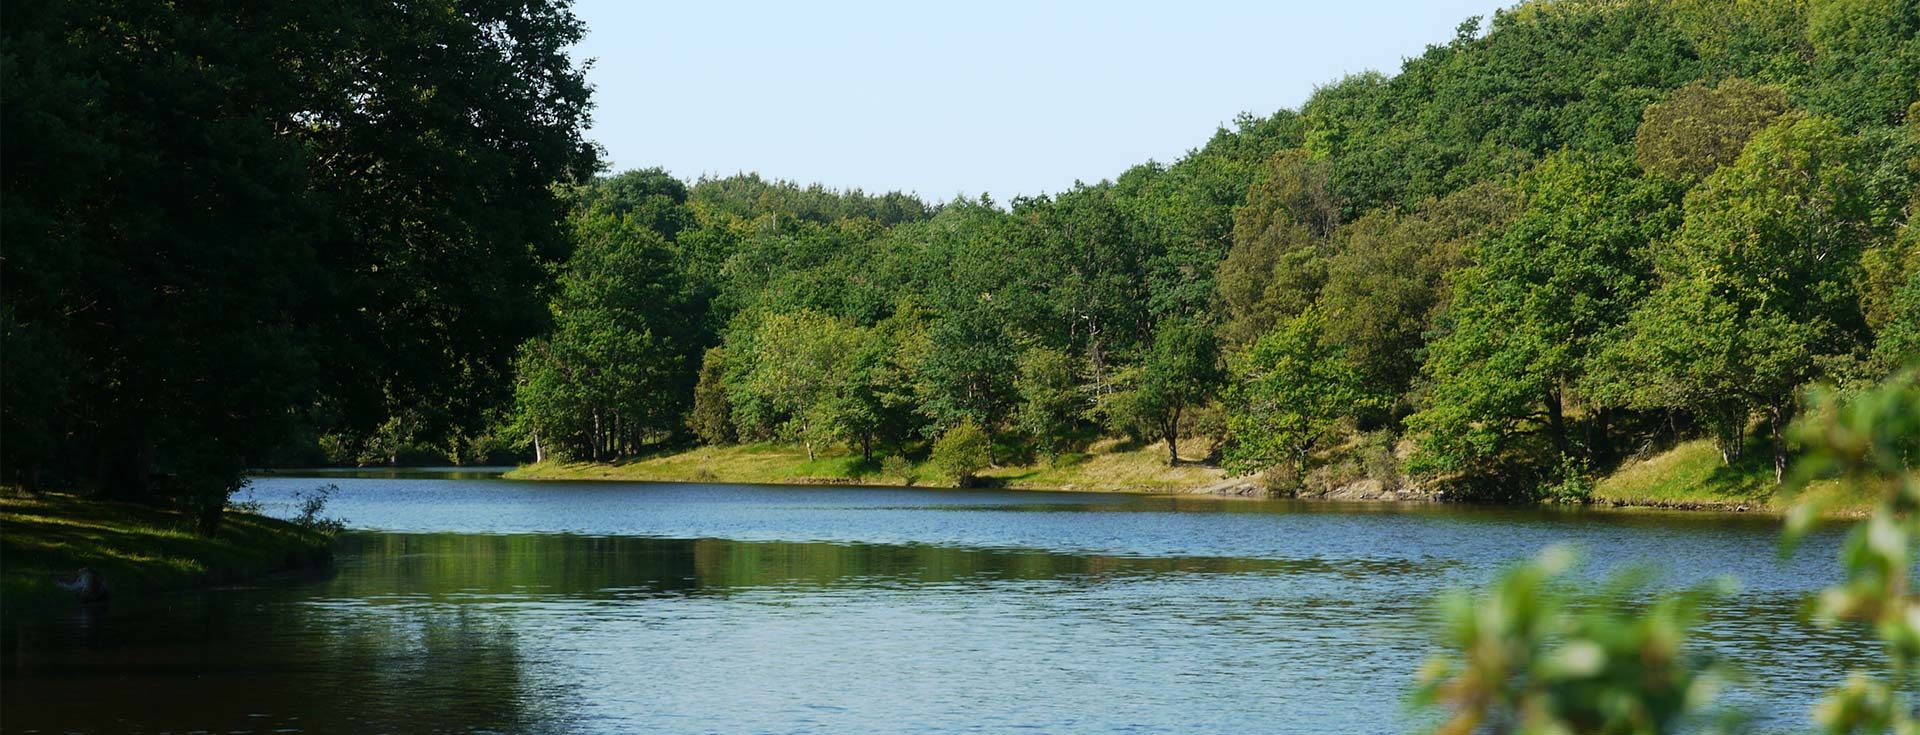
xmin=571 ymin=0 xmax=1509 ymax=201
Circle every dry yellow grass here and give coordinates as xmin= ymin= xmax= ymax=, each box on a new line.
xmin=505 ymin=438 xmax=1226 ymax=493
xmin=981 ymin=438 xmax=1225 ymax=492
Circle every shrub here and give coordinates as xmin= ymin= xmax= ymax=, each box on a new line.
xmin=1304 ymin=459 xmax=1364 ymax=496
xmin=881 ymin=455 xmax=916 ymax=486
xmin=1545 ymin=453 xmax=1594 ymax=504
xmin=291 ymin=483 xmax=345 ymax=535
xmin=1360 ymin=431 xmax=1402 ymax=492
xmin=930 ymin=420 xmax=992 ymax=487
xmin=1784 ymin=366 xmax=1920 ymax=733
xmin=1259 ymin=463 xmax=1301 ymax=497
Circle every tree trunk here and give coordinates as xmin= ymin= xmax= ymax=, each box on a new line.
xmin=1769 ymin=399 xmax=1795 ymax=485
xmin=1088 ymin=318 xmax=1109 ymax=398
xmin=1545 ymin=385 xmax=1566 ymax=457
xmin=1165 ymin=405 xmax=1183 ymax=466
xmin=196 ymin=500 xmax=225 ymax=535
xmin=1588 ymin=408 xmax=1612 ymax=465
xmin=590 ymin=410 xmax=603 ymax=462
xmin=533 ymin=430 xmax=546 ymax=463
xmin=862 ymin=434 xmax=873 ymax=463
xmin=14 ymin=463 xmax=39 ymax=495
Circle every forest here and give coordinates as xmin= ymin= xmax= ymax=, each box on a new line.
xmin=4 ymin=0 xmax=1919 ymax=525
xmin=503 ymin=0 xmax=1920 ymax=499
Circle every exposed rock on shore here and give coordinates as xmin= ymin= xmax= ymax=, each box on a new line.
xmin=1186 ymin=476 xmax=1442 ymax=502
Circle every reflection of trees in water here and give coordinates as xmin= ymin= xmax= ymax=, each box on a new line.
xmin=301 ymin=605 xmax=554 ymax=733
xmin=0 ymin=531 xmax=1886 ymax=733
xmin=337 ymin=532 xmax=1450 ymax=598
xmin=0 ymin=579 xmax=552 ymax=734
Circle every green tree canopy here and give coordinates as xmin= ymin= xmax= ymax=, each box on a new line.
xmin=1411 ymin=152 xmax=1682 ymax=477
xmin=0 ymin=0 xmax=595 ymax=527
xmin=1595 ymin=114 xmax=1877 ymax=480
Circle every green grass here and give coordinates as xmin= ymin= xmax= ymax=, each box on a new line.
xmin=1593 ymin=438 xmax=1872 ymax=514
xmin=1 ymin=491 xmax=334 ymax=612
xmin=506 ymin=438 xmax=1227 ymax=493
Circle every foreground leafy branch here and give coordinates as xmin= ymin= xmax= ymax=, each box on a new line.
xmin=1785 ymin=368 xmax=1920 ymax=735
xmin=1414 ymin=546 xmax=1732 ymax=735
xmin=1417 ymin=367 xmax=1920 ymax=733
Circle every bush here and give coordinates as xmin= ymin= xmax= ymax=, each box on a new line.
xmin=1360 ymin=431 xmax=1402 ymax=492
xmin=1259 ymin=463 xmax=1301 ymax=497
xmin=880 ymin=455 xmax=916 ymax=486
xmin=689 ymin=347 xmax=734 ymax=445
xmin=291 ymin=483 xmax=345 ymax=535
xmin=930 ymin=420 xmax=992 ymax=487
xmin=1304 ymin=459 xmax=1364 ymax=496
xmin=1545 ymin=453 xmax=1594 ymax=504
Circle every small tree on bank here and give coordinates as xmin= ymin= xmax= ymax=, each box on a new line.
xmin=1109 ymin=319 xmax=1224 ymax=466
xmin=1224 ymin=307 xmax=1371 ymax=476
xmin=1016 ymin=346 xmax=1083 ymax=466
xmin=930 ymin=420 xmax=992 ymax=487
xmin=689 ymin=347 xmax=734 ymax=445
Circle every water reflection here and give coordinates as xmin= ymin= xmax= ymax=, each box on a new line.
xmin=253 ymin=465 xmax=514 ymax=481
xmin=1 ymin=530 xmax=1876 ymax=734
xmin=3 ymin=474 xmax=1890 ymax=733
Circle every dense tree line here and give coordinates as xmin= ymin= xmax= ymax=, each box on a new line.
xmin=7 ymin=0 xmax=1916 ymax=517
xmin=508 ymin=0 xmax=1918 ymax=501
xmin=0 ymin=0 xmax=596 ymax=528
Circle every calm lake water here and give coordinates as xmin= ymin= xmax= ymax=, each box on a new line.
xmin=1 ymin=471 xmax=1878 ymax=734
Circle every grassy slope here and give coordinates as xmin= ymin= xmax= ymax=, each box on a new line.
xmin=1593 ymin=438 xmax=1871 ymax=514
xmin=506 ymin=438 xmax=1226 ymax=493
xmin=1 ymin=491 xmax=334 ymax=611
xmin=514 ymin=436 xmax=1878 ymax=515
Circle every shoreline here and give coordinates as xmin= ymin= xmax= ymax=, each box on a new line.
xmin=501 ymin=448 xmax=1848 ymax=517
xmin=0 ymin=492 xmax=335 ymax=614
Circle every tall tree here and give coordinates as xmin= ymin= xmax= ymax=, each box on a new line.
xmin=1633 ymin=78 xmax=1793 ymax=183
xmin=728 ymin=311 xmax=867 ymax=461
xmin=1215 ymin=149 xmax=1340 ymax=344
xmin=0 ymin=0 xmax=594 ymax=528
xmin=1319 ymin=181 xmax=1519 ymax=412
xmin=1015 ymin=346 xmax=1084 ymax=465
xmin=1410 ymin=152 xmax=1681 ymax=475
xmin=1109 ymin=319 xmax=1225 ymax=465
xmin=1595 ymin=115 xmax=1876 ymax=481
xmin=1224 ymin=307 xmax=1372 ymax=476
xmin=513 ymin=212 xmax=696 ymax=461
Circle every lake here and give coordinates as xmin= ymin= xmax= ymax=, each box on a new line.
xmin=0 ymin=471 xmax=1876 ymax=733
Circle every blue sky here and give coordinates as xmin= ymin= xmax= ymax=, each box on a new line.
xmin=571 ymin=0 xmax=1509 ymax=201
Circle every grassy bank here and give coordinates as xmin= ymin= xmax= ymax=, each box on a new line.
xmin=1 ymin=491 xmax=334 ymax=612
xmin=506 ymin=438 xmax=1227 ymax=493
xmin=510 ymin=435 xmax=1877 ymax=515
xmin=1592 ymin=438 xmax=1870 ymax=514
